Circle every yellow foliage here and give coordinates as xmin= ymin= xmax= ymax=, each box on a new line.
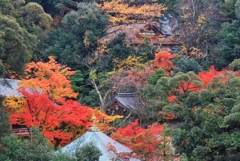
xmin=93 ymin=109 xmax=123 ymax=131
xmin=19 ymin=56 xmax=78 ymax=101
xmin=197 ymin=14 xmax=207 ymax=28
xmin=180 ymin=45 xmax=207 ymax=60
xmin=113 ymin=55 xmax=142 ymax=71
xmin=98 ymin=0 xmax=166 ymax=24
xmin=3 ymin=96 xmax=26 ymax=113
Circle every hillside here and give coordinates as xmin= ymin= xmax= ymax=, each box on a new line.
xmin=0 ymin=0 xmax=240 ymax=160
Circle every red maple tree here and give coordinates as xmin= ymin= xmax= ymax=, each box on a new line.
xmin=197 ymin=66 xmax=225 ymax=88
xmin=5 ymin=88 xmax=122 ymax=148
xmin=4 ymin=57 xmax=122 ymax=148
xmin=7 ymin=88 xmax=92 ymax=147
xmin=153 ymin=50 xmax=176 ymax=76
xmin=110 ymin=119 xmax=171 ymax=160
xmin=114 ymin=64 xmax=155 ymax=91
xmin=19 ymin=56 xmax=78 ymax=102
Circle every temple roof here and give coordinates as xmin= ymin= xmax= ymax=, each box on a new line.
xmin=60 ymin=131 xmax=139 ymax=161
xmin=0 ymin=78 xmax=42 ymax=98
xmin=104 ymin=93 xmax=138 ymax=112
xmin=114 ymin=93 xmax=138 ymax=110
xmin=0 ymin=78 xmax=21 ymax=97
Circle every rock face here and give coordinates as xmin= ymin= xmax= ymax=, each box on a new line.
xmin=159 ymin=12 xmax=178 ymax=35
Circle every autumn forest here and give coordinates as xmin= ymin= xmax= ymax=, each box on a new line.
xmin=0 ymin=0 xmax=240 ymax=160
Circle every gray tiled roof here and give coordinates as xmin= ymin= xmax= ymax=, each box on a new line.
xmin=0 ymin=78 xmax=21 ymax=97
xmin=115 ymin=93 xmax=138 ymax=110
xmin=60 ymin=131 xmax=139 ymax=161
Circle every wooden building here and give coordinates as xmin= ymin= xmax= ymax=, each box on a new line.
xmin=100 ymin=23 xmax=179 ymax=47
xmin=104 ymin=93 xmax=138 ymax=116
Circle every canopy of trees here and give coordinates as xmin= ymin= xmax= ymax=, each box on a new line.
xmin=1 ymin=0 xmax=240 ymax=160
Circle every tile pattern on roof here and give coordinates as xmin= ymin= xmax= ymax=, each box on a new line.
xmin=115 ymin=93 xmax=138 ymax=110
xmin=60 ymin=131 xmax=139 ymax=161
xmin=0 ymin=78 xmax=21 ymax=97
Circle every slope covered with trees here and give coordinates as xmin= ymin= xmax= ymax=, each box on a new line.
xmin=0 ymin=0 xmax=240 ymax=160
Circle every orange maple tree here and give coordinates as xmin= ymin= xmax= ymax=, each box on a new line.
xmin=110 ymin=119 xmax=171 ymax=160
xmin=18 ymin=56 xmax=78 ymax=102
xmin=153 ymin=50 xmax=177 ymax=76
xmin=4 ymin=88 xmax=122 ymax=148
xmin=4 ymin=57 xmax=122 ymax=148
xmin=6 ymin=88 xmax=93 ymax=147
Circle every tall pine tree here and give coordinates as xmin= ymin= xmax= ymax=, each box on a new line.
xmin=0 ymin=98 xmax=11 ymax=137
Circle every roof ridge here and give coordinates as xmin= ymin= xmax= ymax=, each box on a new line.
xmin=117 ymin=93 xmax=136 ymax=97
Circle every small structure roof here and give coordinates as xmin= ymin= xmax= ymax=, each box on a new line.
xmin=60 ymin=129 xmax=139 ymax=161
xmin=0 ymin=78 xmax=21 ymax=97
xmin=114 ymin=93 xmax=138 ymax=110
xmin=0 ymin=78 xmax=42 ymax=98
xmin=104 ymin=93 xmax=139 ymax=116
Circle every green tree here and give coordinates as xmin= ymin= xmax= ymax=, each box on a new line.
xmin=41 ymin=2 xmax=108 ymax=106
xmin=0 ymin=134 xmax=24 ymax=161
xmin=229 ymin=58 xmax=240 ymax=70
xmin=235 ymin=0 xmax=240 ymax=19
xmin=220 ymin=0 xmax=237 ymax=20
xmin=0 ymin=0 xmax=52 ymax=35
xmin=136 ymin=37 xmax=155 ymax=63
xmin=43 ymin=2 xmax=108 ymax=70
xmin=173 ymin=59 xmax=202 ymax=75
xmin=0 ymin=15 xmax=37 ymax=76
xmin=104 ymin=33 xmax=137 ymax=71
xmin=25 ymin=0 xmax=77 ymax=16
xmin=18 ymin=2 xmax=53 ymax=32
xmin=0 ymin=127 xmax=54 ymax=161
xmin=53 ymin=142 xmax=103 ymax=161
xmin=70 ymin=70 xmax=87 ymax=94
xmin=70 ymin=70 xmax=100 ymax=106
xmin=147 ymin=68 xmax=166 ymax=85
xmin=170 ymin=71 xmax=240 ymax=160
xmin=0 ymin=0 xmax=14 ymax=15
xmin=0 ymin=0 xmax=52 ymax=77
xmin=0 ymin=98 xmax=11 ymax=138
xmin=20 ymin=127 xmax=54 ymax=161
xmin=74 ymin=143 xmax=102 ymax=161
xmin=52 ymin=150 xmax=77 ymax=161
xmin=140 ymin=69 xmax=169 ymax=123
xmin=0 ymin=59 xmax=5 ymax=76
xmin=214 ymin=20 xmax=240 ymax=69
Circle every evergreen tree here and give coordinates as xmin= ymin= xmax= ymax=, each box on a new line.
xmin=43 ymin=2 xmax=108 ymax=70
xmin=0 ymin=15 xmax=37 ymax=76
xmin=19 ymin=127 xmax=54 ymax=161
xmin=173 ymin=59 xmax=202 ymax=75
xmin=214 ymin=20 xmax=240 ymax=69
xmin=169 ymin=71 xmax=240 ymax=160
xmin=41 ymin=2 xmax=108 ymax=105
xmin=0 ymin=127 xmax=55 ymax=161
xmin=0 ymin=98 xmax=11 ymax=138
xmin=74 ymin=142 xmax=102 ymax=161
xmin=0 ymin=134 xmax=25 ymax=161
